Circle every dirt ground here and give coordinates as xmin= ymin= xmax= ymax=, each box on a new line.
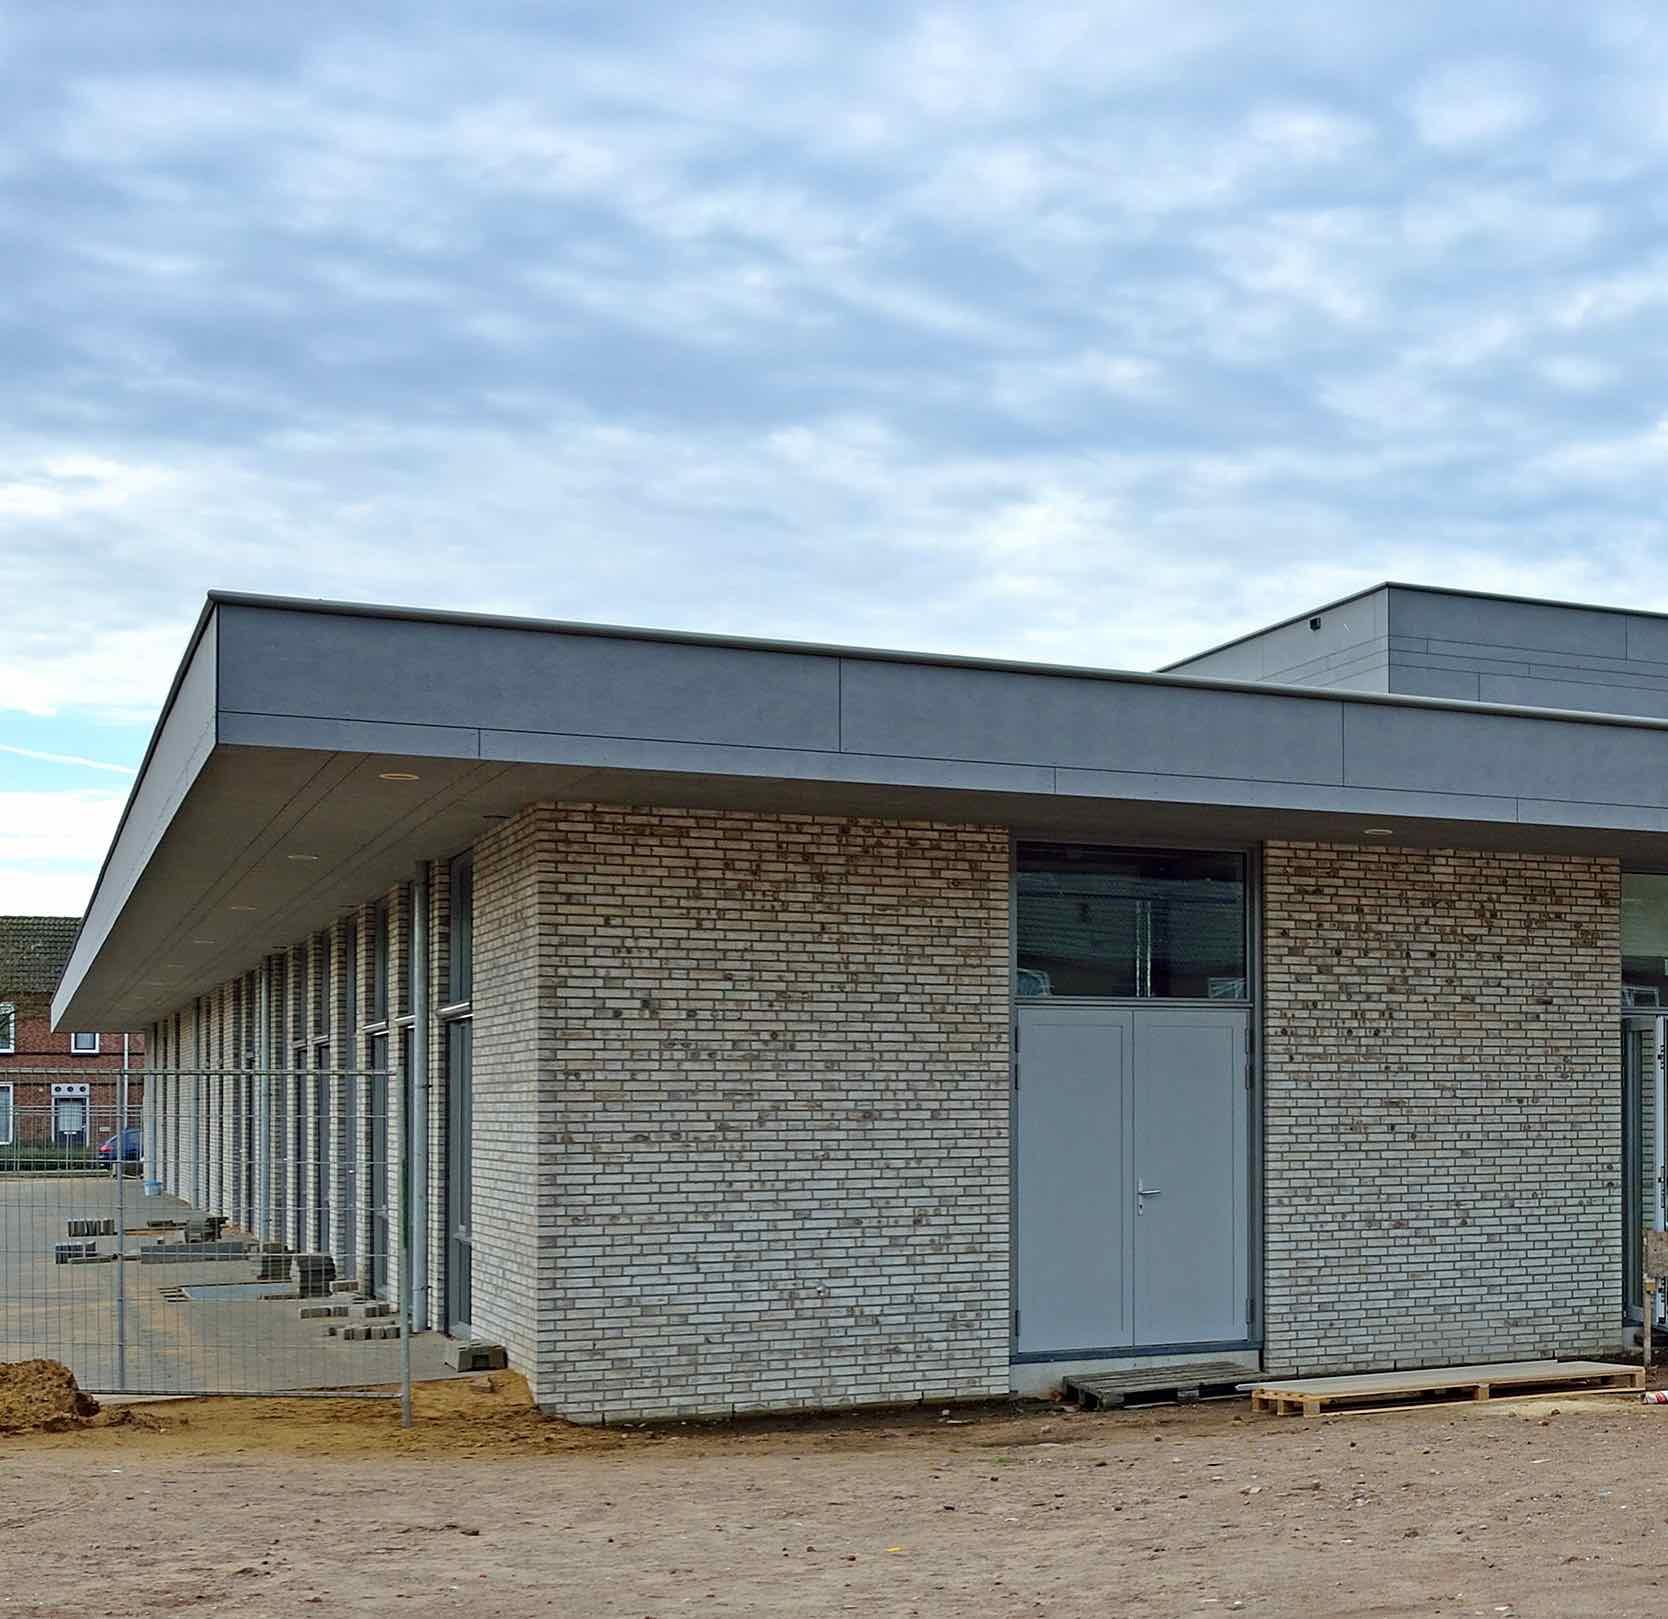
xmin=8 ymin=1374 xmax=1668 ymax=1618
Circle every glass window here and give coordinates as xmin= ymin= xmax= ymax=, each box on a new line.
xmin=399 ymin=883 xmax=414 ymax=1019
xmin=0 ymin=1004 xmax=13 ymax=1055
xmin=448 ymin=851 xmax=474 ymax=1005
xmin=372 ymin=899 xmax=390 ymax=1022
xmin=312 ymin=933 xmax=328 ymax=1033
xmin=0 ymin=1085 xmax=11 ymax=1144
xmin=1623 ymin=872 xmax=1668 ymax=1008
xmin=344 ymin=922 xmax=358 ymax=1037
xmin=70 ymin=1031 xmax=99 ymax=1055
xmin=1017 ymin=844 xmax=1248 ymax=1000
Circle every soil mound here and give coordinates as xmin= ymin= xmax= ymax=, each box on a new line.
xmin=0 ymin=1360 xmax=99 ymax=1432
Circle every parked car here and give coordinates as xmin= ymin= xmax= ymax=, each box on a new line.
xmin=97 ymin=1127 xmax=142 ymax=1164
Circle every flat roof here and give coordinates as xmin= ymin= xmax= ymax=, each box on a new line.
xmin=54 ymin=589 xmax=1668 ymax=1029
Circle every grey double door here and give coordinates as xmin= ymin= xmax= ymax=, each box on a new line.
xmin=1016 ymin=1002 xmax=1250 ymax=1357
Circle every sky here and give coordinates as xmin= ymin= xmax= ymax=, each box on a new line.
xmin=4 ymin=1 xmax=1667 ymax=915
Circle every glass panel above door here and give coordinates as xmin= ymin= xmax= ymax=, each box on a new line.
xmin=1623 ymin=871 xmax=1668 ymax=1009
xmin=1017 ymin=844 xmax=1248 ymax=1001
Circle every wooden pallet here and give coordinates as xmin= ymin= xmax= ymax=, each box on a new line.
xmin=1063 ymin=1360 xmax=1255 ymax=1410
xmin=1251 ymin=1359 xmax=1644 ymax=1417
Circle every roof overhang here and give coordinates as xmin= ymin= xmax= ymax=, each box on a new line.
xmin=54 ymin=591 xmax=1668 ymax=1029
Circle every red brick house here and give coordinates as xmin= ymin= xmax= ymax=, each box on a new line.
xmin=0 ymin=916 xmax=143 ymax=1150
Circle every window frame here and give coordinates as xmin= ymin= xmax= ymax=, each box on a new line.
xmin=0 ymin=1083 xmax=12 ymax=1145
xmin=0 ymin=1003 xmax=13 ymax=1055
xmin=70 ymin=1031 xmax=100 ymax=1056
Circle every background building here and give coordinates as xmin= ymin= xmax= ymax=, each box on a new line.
xmin=1 ymin=915 xmax=143 ymax=1149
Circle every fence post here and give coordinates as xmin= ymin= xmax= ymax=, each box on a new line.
xmin=114 ymin=1038 xmax=128 ymax=1392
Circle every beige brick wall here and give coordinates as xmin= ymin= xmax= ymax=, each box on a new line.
xmin=470 ymin=809 xmax=555 ymax=1377
xmin=528 ymin=802 xmax=1013 ymax=1421
xmin=1263 ymin=841 xmax=1622 ymax=1374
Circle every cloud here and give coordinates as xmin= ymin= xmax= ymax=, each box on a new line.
xmin=0 ymin=788 xmax=127 ymax=916
xmin=0 ymin=0 xmax=1665 ymax=821
xmin=1406 ymin=59 xmax=1542 ymax=148
xmin=0 ymin=744 xmax=136 ymax=775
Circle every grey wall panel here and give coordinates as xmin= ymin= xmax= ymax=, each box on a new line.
xmin=1167 ymin=640 xmax=1266 ymax=681
xmin=838 ymin=660 xmax=1346 ymax=783
xmin=1392 ymin=664 xmax=1481 ymax=701
xmin=1253 ymin=592 xmax=1386 ymax=682
xmin=1343 ymin=704 xmax=1668 ymax=807
xmin=1525 ymin=663 xmax=1668 ymax=694
xmin=1165 ymin=587 xmax=1387 ymax=682
xmin=1390 ymin=587 xmax=1627 ymax=659
xmin=1423 ymin=639 xmax=1643 ymax=677
xmin=217 ymin=604 xmax=842 ymax=751
xmin=1476 ymin=673 xmax=1668 ymax=720
xmin=1403 ymin=651 xmax=1531 ymax=676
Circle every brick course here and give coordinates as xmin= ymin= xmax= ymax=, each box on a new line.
xmin=1262 ymin=841 xmax=1622 ymax=1373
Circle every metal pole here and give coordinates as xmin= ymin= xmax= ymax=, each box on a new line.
xmin=1655 ymin=1016 xmax=1666 ymax=1332
xmin=115 ymin=1034 xmax=129 ymax=1392
xmin=405 ymin=863 xmax=429 ymax=1427
xmin=411 ymin=864 xmax=430 ymax=1333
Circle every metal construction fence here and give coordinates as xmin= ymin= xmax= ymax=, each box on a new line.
xmin=0 ymin=1069 xmax=422 ymax=1420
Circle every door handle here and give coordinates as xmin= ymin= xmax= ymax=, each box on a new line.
xmin=1138 ymin=1182 xmax=1162 ymax=1197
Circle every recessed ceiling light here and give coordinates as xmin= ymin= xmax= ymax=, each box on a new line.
xmin=1362 ymin=827 xmax=1394 ymax=838
xmin=378 ymin=771 xmax=420 ymax=782
xmin=286 ymin=853 xmax=320 ymax=862
xmin=192 ymin=938 xmax=217 ymax=945
xmin=228 ymin=904 xmax=257 ymax=912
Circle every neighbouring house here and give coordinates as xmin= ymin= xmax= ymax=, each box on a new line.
xmin=1 ymin=915 xmax=143 ymax=1150
xmin=46 ymin=583 xmax=1668 ymax=1420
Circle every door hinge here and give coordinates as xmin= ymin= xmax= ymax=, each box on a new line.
xmin=1246 ymin=1296 xmax=1254 ymax=1326
xmin=1012 ymin=1308 xmax=1021 ymax=1335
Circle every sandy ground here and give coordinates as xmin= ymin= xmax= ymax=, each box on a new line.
xmin=7 ymin=1375 xmax=1668 ymax=1618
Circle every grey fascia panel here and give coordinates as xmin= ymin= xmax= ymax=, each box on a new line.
xmin=1054 ymin=768 xmax=1509 ymax=823
xmin=1627 ymin=616 xmax=1668 ymax=664
xmin=837 ymin=659 xmax=1346 ymax=784
xmin=219 ymin=710 xmax=483 ymax=758
xmin=1478 ymin=674 xmax=1668 ymax=720
xmin=215 ymin=602 xmax=841 ymax=751
xmin=479 ymin=728 xmax=1057 ymax=795
xmin=1342 ymin=703 xmax=1668 ymax=808
xmin=1517 ymin=799 xmax=1668 ymax=834
xmin=51 ymin=611 xmax=219 ymax=1027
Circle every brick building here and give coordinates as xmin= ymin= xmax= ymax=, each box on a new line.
xmin=47 ymin=584 xmax=1668 ymax=1418
xmin=1 ymin=915 xmax=143 ymax=1149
